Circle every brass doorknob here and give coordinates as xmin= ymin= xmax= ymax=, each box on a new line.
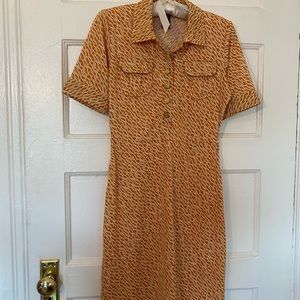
xmin=36 ymin=266 xmax=57 ymax=296
xmin=36 ymin=259 xmax=60 ymax=300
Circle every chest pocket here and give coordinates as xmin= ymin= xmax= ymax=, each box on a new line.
xmin=183 ymin=60 xmax=218 ymax=95
xmin=117 ymin=57 xmax=154 ymax=98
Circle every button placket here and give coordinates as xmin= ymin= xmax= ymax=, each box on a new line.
xmin=162 ymin=52 xmax=174 ymax=122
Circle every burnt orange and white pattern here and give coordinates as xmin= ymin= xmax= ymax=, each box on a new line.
xmin=62 ymin=0 xmax=261 ymax=298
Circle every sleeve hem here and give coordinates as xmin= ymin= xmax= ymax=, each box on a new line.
xmin=62 ymin=77 xmax=109 ymax=115
xmin=222 ymin=89 xmax=261 ymax=120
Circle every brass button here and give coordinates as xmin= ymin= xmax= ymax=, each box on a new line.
xmin=164 ymin=82 xmax=171 ymax=89
xmin=164 ymin=97 xmax=171 ymax=104
xmin=166 ymin=52 xmax=174 ymax=59
xmin=163 ymin=111 xmax=171 ymax=119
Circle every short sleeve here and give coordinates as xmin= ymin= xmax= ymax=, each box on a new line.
xmin=222 ymin=21 xmax=261 ymax=120
xmin=62 ymin=10 xmax=109 ymax=115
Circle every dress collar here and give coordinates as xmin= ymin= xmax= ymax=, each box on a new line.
xmin=131 ymin=0 xmax=206 ymax=46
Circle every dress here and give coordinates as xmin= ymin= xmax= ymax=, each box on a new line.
xmin=62 ymin=0 xmax=261 ymax=298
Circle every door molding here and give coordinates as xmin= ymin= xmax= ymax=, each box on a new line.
xmin=0 ymin=0 xmax=29 ymax=299
xmin=292 ymin=32 xmax=300 ymax=300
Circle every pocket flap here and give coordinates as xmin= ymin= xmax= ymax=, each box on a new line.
xmin=184 ymin=60 xmax=217 ymax=76
xmin=118 ymin=57 xmax=154 ymax=74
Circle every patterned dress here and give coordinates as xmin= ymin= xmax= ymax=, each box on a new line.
xmin=62 ymin=0 xmax=261 ymax=298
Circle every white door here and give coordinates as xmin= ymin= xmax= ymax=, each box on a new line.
xmin=1 ymin=0 xmax=299 ymax=299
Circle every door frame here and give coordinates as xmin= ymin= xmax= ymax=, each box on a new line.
xmin=1 ymin=0 xmax=30 ymax=299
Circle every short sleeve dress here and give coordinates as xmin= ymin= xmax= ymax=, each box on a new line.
xmin=62 ymin=0 xmax=262 ymax=298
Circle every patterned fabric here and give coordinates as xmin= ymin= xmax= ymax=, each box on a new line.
xmin=62 ymin=0 xmax=261 ymax=298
